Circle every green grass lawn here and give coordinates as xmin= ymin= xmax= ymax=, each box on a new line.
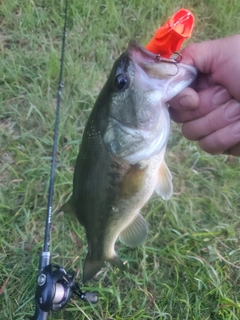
xmin=1 ymin=0 xmax=240 ymax=319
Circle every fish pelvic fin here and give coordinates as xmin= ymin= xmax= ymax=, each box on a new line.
xmin=119 ymin=213 xmax=148 ymax=247
xmin=155 ymin=160 xmax=173 ymax=200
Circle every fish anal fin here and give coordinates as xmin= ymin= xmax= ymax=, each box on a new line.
xmin=82 ymin=255 xmax=105 ymax=283
xmin=82 ymin=252 xmax=124 ymax=283
xmin=155 ymin=161 xmax=173 ymax=200
xmin=59 ymin=197 xmax=75 ymax=215
xmin=108 ymin=252 xmax=125 ymax=270
xmin=119 ymin=213 xmax=148 ymax=247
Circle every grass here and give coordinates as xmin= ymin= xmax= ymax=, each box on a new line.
xmin=1 ymin=0 xmax=240 ymax=319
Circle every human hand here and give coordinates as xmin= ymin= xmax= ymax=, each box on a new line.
xmin=169 ymin=35 xmax=240 ymax=156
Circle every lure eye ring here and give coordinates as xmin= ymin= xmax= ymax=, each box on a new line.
xmin=115 ymin=74 xmax=129 ymax=91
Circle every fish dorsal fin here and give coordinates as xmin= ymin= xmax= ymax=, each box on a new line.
xmin=155 ymin=161 xmax=173 ymax=200
xmin=119 ymin=213 xmax=148 ymax=247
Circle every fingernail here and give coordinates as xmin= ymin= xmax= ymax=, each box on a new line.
xmin=212 ymin=87 xmax=231 ymax=106
xmin=179 ymin=95 xmax=196 ymax=109
xmin=231 ymin=122 xmax=240 ymax=135
xmin=224 ymin=102 xmax=240 ymax=120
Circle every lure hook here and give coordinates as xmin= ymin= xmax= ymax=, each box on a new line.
xmin=153 ymin=53 xmax=181 ymax=76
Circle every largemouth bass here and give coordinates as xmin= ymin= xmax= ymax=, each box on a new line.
xmin=62 ymin=42 xmax=197 ymax=282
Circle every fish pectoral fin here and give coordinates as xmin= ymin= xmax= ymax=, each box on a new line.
xmin=82 ymin=255 xmax=105 ymax=283
xmin=119 ymin=213 xmax=148 ymax=247
xmin=155 ymin=161 xmax=173 ymax=200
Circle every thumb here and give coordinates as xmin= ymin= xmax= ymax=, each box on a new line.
xmin=180 ymin=35 xmax=240 ymax=101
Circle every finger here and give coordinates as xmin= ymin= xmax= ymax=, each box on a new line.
xmin=224 ymin=141 xmax=240 ymax=156
xmin=194 ymin=72 xmax=215 ymax=91
xmin=170 ymin=85 xmax=232 ymax=124
xmin=169 ymin=87 xmax=199 ymax=111
xmin=182 ymin=99 xmax=240 ymax=141
xmin=198 ymin=121 xmax=240 ymax=155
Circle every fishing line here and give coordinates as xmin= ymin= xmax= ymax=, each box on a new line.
xmin=28 ymin=1 xmax=97 ymax=319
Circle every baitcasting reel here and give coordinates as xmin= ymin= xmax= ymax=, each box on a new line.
xmin=30 ymin=264 xmax=98 ymax=320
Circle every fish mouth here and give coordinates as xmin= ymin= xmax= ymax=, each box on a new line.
xmin=127 ymin=41 xmax=184 ymax=78
xmin=127 ymin=41 xmax=197 ymax=98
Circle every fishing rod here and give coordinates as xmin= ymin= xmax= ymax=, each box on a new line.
xmin=28 ymin=5 xmax=195 ymax=318
xmin=29 ymin=1 xmax=97 ymax=319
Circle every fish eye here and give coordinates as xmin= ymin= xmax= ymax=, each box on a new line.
xmin=115 ymin=74 xmax=129 ymax=91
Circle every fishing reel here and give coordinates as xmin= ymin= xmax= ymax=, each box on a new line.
xmin=30 ymin=264 xmax=98 ymax=320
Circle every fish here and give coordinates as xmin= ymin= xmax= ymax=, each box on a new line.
xmin=61 ymin=42 xmax=197 ymax=283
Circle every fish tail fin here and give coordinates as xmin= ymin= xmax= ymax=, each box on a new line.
xmin=59 ymin=197 xmax=75 ymax=215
